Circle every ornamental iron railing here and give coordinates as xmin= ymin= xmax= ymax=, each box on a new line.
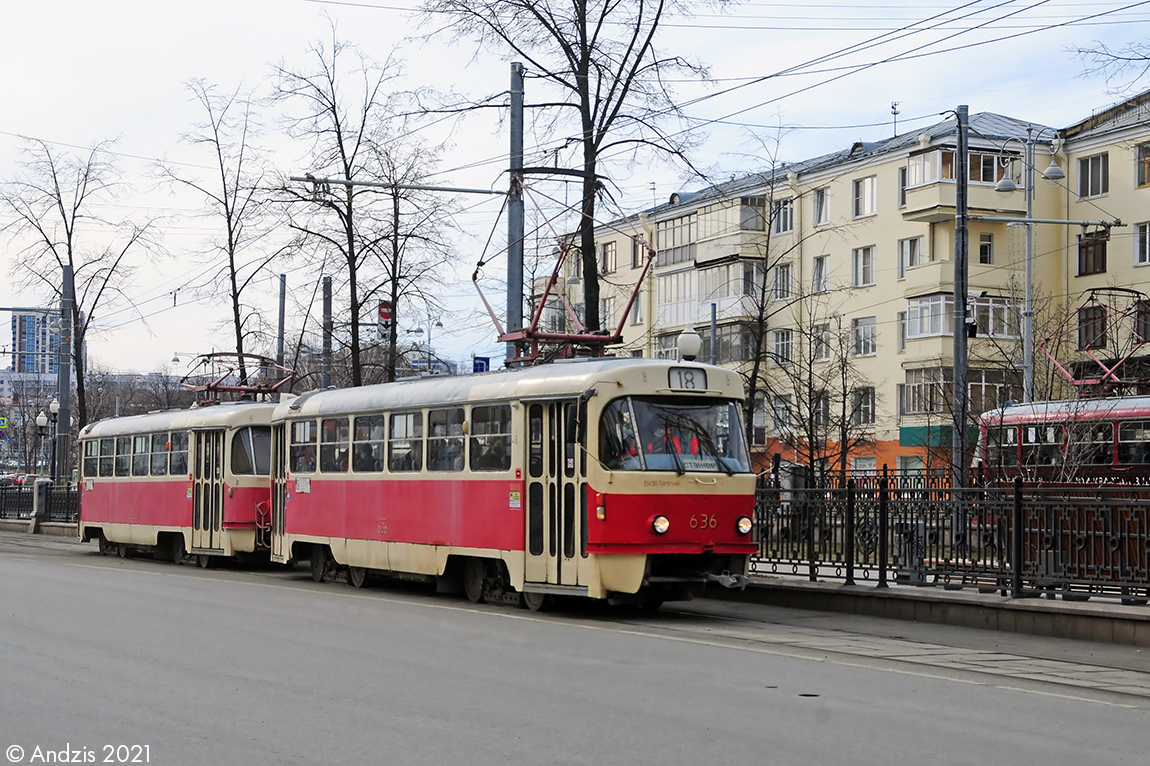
xmin=753 ymin=471 xmax=1150 ymax=605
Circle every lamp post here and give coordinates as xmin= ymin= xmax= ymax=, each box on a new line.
xmin=47 ymin=397 xmax=59 ymax=482
xmin=407 ymin=319 xmax=445 ymax=374
xmin=35 ymin=410 xmax=48 ymax=476
xmin=994 ymin=126 xmax=1065 ymax=403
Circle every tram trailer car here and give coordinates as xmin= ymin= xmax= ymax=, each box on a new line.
xmin=271 ymin=357 xmax=757 ymax=607
xmin=78 ymin=402 xmax=277 ymax=564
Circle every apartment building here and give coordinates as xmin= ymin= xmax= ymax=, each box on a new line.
xmin=555 ymin=88 xmax=1150 ymax=474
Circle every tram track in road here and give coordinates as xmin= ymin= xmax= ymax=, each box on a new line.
xmin=5 ymin=531 xmax=1150 ymax=708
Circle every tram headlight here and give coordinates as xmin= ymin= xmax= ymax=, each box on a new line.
xmin=651 ymin=515 xmax=670 ymax=535
xmin=736 ymin=516 xmax=753 ymax=535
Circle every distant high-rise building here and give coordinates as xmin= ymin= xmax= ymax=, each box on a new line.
xmin=11 ymin=311 xmax=59 ymax=374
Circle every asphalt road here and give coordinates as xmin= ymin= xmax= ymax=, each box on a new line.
xmin=1 ymin=532 xmax=1148 ymax=766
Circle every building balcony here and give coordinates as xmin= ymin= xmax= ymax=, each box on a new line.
xmin=902 ymin=181 xmax=1026 ymax=223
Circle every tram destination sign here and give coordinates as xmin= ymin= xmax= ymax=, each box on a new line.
xmin=668 ymin=368 xmax=706 ymax=391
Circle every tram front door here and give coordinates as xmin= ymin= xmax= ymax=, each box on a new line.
xmin=523 ymin=401 xmax=585 ymax=589
xmin=192 ymin=429 xmax=225 ymax=551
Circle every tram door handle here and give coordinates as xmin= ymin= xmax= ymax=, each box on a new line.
xmin=693 ymin=478 xmax=717 ymax=485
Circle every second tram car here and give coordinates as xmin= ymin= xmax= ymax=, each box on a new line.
xmin=78 ymin=402 xmax=277 ymax=564
xmin=977 ymin=395 xmax=1150 ymax=481
xmin=270 ymin=357 xmax=756 ymax=607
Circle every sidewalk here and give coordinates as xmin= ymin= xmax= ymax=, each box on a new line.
xmin=707 ymin=573 xmax=1150 ymax=647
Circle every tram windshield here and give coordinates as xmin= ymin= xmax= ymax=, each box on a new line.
xmin=598 ymin=396 xmax=751 ymax=474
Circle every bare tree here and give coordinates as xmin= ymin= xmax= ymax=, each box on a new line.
xmin=161 ymin=81 xmax=288 ymax=382
xmin=1074 ymin=40 xmax=1150 ymax=92
xmin=1 ymin=139 xmax=154 ymax=427
xmin=421 ymin=0 xmax=710 ymax=332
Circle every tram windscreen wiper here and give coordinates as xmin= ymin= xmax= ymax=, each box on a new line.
xmin=694 ymin=430 xmax=734 ymax=476
xmin=669 ymin=441 xmax=685 ymax=476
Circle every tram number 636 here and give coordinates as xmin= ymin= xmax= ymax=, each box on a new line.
xmin=689 ymin=514 xmax=718 ymax=529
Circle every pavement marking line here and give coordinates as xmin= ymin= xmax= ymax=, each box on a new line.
xmin=16 ymin=551 xmax=1150 ymax=708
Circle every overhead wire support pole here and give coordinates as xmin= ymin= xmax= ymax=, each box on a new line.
xmin=507 ymin=61 xmax=525 ymax=364
xmin=952 ymin=105 xmax=970 ymax=492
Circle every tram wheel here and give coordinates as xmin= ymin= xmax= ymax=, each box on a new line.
xmin=168 ymin=536 xmax=185 ymax=564
xmin=310 ymin=547 xmax=328 ymax=583
xmin=639 ymin=600 xmax=665 ymax=612
xmin=98 ymin=535 xmax=113 ymax=555
xmin=521 ymin=591 xmax=550 ymax=612
xmin=197 ymin=554 xmax=212 ymax=569
xmin=348 ymin=566 xmax=369 ymax=589
xmin=116 ymin=543 xmax=129 ymax=559
xmin=462 ymin=559 xmax=485 ymax=603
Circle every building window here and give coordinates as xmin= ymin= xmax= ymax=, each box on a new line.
xmin=1078 ymin=305 xmax=1107 ymax=350
xmin=699 ymin=263 xmax=732 ymax=301
xmin=771 ymin=395 xmax=792 ymax=433
xmin=771 ymin=198 xmax=793 ymax=234
xmin=600 ymin=296 xmax=616 ymax=329
xmin=656 ymin=215 xmax=697 ymax=266
xmin=852 ymin=246 xmax=874 ymax=287
xmin=903 ymin=368 xmax=947 ymax=414
xmin=813 ymin=187 xmax=829 ymax=225
xmin=968 ymin=152 xmax=1004 ymax=184
xmin=1137 ymin=301 xmax=1150 ymax=343
xmin=852 ymin=176 xmax=876 ymax=218
xmin=907 ymin=152 xmax=936 ymax=187
xmin=812 ymin=255 xmax=829 ymax=293
xmin=974 ymin=297 xmax=1020 ymax=338
xmin=751 ymin=395 xmax=768 ymax=446
xmin=1078 ymin=153 xmax=1109 ymax=198
xmin=852 ymin=316 xmax=876 ymax=356
xmin=852 ymin=387 xmax=876 ymax=425
xmin=813 ymin=391 xmax=830 ymax=429
xmin=851 ymin=456 xmax=877 ymax=475
xmin=740 ymin=197 xmax=766 ymax=231
xmin=599 ymin=241 xmax=616 ymax=274
xmin=1136 ymin=223 xmax=1150 ymax=266
xmin=773 ymin=329 xmax=793 ymax=365
xmin=812 ymin=323 xmax=830 ymax=361
xmin=897 ymin=236 xmax=924 ymax=279
xmin=654 ymin=333 xmax=678 ymax=360
xmin=897 ymin=311 xmax=907 ymax=353
xmin=979 ymin=232 xmax=994 ymax=265
xmin=906 ymin=294 xmax=952 ymax=338
xmin=772 ymin=263 xmax=793 ymax=300
xmin=629 ymin=295 xmax=643 ymax=325
xmin=1138 ymin=144 xmax=1150 ymax=189
xmin=631 ymin=237 xmax=644 ymax=269
xmin=897 ymin=166 xmax=908 ymax=208
xmin=1077 ymin=237 xmax=1107 ymax=276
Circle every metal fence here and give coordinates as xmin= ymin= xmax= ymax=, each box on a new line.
xmin=0 ymin=484 xmax=78 ymax=523
xmin=752 ymin=474 xmax=1150 ymax=605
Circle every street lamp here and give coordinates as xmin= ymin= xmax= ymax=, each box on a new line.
xmin=35 ymin=410 xmax=48 ymax=476
xmin=48 ymin=397 xmax=59 ymax=482
xmin=406 ymin=320 xmax=445 ymax=374
xmin=994 ymin=127 xmax=1064 ymax=402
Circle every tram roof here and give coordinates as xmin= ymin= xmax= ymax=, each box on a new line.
xmin=274 ymin=357 xmax=738 ymax=420
xmin=79 ymin=400 xmax=281 ymax=438
xmin=980 ymin=396 xmax=1150 ymax=424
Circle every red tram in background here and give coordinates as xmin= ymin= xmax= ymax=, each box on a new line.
xmin=78 ymin=402 xmax=276 ymax=564
xmin=976 ymin=396 xmax=1150 ymax=481
xmin=78 ymin=357 xmax=757 ymax=609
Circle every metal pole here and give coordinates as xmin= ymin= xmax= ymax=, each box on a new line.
xmin=877 ymin=465 xmax=889 ymax=588
xmin=1011 ymin=476 xmax=1024 ymax=597
xmin=952 ymin=105 xmax=970 ymax=490
xmin=710 ymin=302 xmax=717 ymax=365
xmin=1023 ymin=127 xmax=1035 ymax=403
xmin=55 ymin=265 xmax=73 ymax=485
xmin=277 ymin=273 xmax=287 ymax=368
xmin=507 ymin=62 xmax=525 ymax=362
xmin=845 ymin=478 xmax=856 ymax=586
xmin=322 ymin=275 xmax=332 ymax=389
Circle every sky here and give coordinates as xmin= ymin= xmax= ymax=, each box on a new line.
xmin=0 ymin=0 xmax=1146 ymax=376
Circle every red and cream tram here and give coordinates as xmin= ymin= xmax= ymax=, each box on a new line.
xmin=270 ymin=357 xmax=756 ymax=608
xmin=977 ymin=395 xmax=1150 ymax=481
xmin=78 ymin=402 xmax=276 ymax=564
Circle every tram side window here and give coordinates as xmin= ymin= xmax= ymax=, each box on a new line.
xmin=352 ymin=415 xmax=385 ymax=473
xmin=389 ymin=412 xmax=423 ymax=472
xmin=98 ymin=438 xmax=114 ymax=477
xmin=428 ymin=408 xmax=465 ymax=472
xmin=291 ymin=420 xmax=317 ymax=474
xmin=169 ymin=432 xmax=189 ymax=476
xmin=132 ymin=435 xmax=150 ymax=476
xmin=150 ymin=433 xmax=169 ymax=476
xmin=82 ymin=440 xmax=99 ymax=478
xmin=114 ymin=437 xmax=132 ymax=477
xmin=232 ymin=426 xmax=272 ymax=475
xmin=1021 ymin=424 xmax=1064 ymax=465
xmin=987 ymin=426 xmax=1018 ymax=466
xmin=320 ymin=418 xmax=349 ymax=473
xmin=1069 ymin=423 xmax=1113 ymax=465
xmin=471 ymin=405 xmax=512 ymax=472
xmin=1119 ymin=421 xmax=1150 ymax=463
